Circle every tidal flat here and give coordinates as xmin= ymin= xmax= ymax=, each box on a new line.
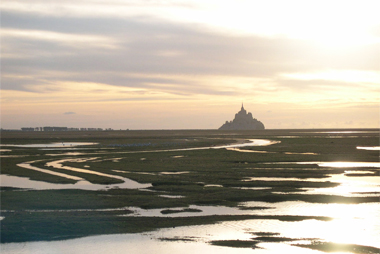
xmin=1 ymin=129 xmax=379 ymax=253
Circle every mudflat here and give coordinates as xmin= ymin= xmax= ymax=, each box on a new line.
xmin=1 ymin=129 xmax=379 ymax=252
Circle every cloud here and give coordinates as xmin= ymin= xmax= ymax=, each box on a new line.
xmin=1 ymin=1 xmax=379 ymax=129
xmin=2 ymin=10 xmax=378 ymax=97
xmin=64 ymin=112 xmax=76 ymax=115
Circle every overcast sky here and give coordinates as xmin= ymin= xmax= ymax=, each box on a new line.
xmin=1 ymin=0 xmax=379 ymax=129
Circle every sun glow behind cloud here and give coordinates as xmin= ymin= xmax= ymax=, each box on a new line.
xmin=282 ymin=70 xmax=380 ymax=84
xmin=1 ymin=29 xmax=119 ymax=49
xmin=1 ymin=81 xmax=181 ymax=104
xmin=168 ymin=0 xmax=380 ymax=47
xmin=1 ymin=0 xmax=379 ymax=129
xmin=2 ymin=0 xmax=379 ymax=45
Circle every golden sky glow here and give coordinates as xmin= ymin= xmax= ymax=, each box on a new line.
xmin=1 ymin=0 xmax=379 ymax=129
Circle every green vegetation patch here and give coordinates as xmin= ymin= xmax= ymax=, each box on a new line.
xmin=238 ymin=206 xmax=272 ymax=211
xmin=0 ymin=188 xmax=187 ymax=211
xmin=160 ymin=208 xmax=202 ymax=214
xmin=210 ymin=240 xmax=260 ymax=248
xmin=1 ymin=157 xmax=78 ymax=184
xmin=1 ymin=129 xmax=379 ymax=244
xmin=0 ymin=213 xmax=334 ymax=243
xmin=249 ymin=232 xmax=280 ymax=237
xmin=254 ymin=236 xmax=299 ymax=242
xmin=158 ymin=236 xmax=200 ymax=242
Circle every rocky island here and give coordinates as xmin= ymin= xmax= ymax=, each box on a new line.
xmin=219 ymin=104 xmax=265 ymax=130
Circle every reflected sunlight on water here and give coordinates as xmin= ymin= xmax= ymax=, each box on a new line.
xmin=237 ymin=201 xmax=380 ymax=249
xmin=357 ymin=146 xmax=380 ymax=150
xmin=317 ymin=162 xmax=380 ymax=168
xmin=1 ymin=135 xmax=379 ymax=253
xmin=297 ymin=161 xmax=380 ymax=168
xmin=5 ymin=210 xmax=378 ymax=254
xmin=1 ymin=142 xmax=98 ymax=148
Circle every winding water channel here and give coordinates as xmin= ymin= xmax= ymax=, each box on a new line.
xmin=1 ymin=139 xmax=279 ymax=190
xmin=1 ymin=136 xmax=379 ymax=253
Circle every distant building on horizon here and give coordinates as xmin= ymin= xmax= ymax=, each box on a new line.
xmin=19 ymin=126 xmax=114 ymax=131
xmin=219 ymin=104 xmax=265 ymax=130
xmin=43 ymin=126 xmax=68 ymax=131
xmin=21 ymin=127 xmax=35 ymax=131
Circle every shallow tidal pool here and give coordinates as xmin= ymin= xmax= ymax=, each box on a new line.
xmin=1 ymin=129 xmax=379 ymax=253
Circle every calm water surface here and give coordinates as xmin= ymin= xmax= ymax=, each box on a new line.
xmin=1 ymin=137 xmax=379 ymax=253
xmin=2 ymin=203 xmax=379 ymax=254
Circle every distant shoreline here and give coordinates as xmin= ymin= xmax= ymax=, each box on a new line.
xmin=1 ymin=128 xmax=378 ymax=142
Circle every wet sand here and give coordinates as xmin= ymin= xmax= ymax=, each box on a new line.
xmin=1 ymin=129 xmax=379 ymax=252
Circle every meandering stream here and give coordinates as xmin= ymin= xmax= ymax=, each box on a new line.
xmin=1 ymin=136 xmax=379 ymax=253
xmin=1 ymin=139 xmax=279 ymax=190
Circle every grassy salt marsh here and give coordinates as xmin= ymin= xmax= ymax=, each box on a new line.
xmin=1 ymin=129 xmax=379 ymax=252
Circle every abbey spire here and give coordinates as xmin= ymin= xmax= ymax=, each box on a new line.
xmin=238 ymin=102 xmax=247 ymax=115
xmin=219 ymin=104 xmax=265 ymax=130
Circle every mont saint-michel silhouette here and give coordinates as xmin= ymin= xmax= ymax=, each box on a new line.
xmin=219 ymin=104 xmax=265 ymax=130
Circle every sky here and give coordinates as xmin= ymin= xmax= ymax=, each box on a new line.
xmin=1 ymin=0 xmax=379 ymax=130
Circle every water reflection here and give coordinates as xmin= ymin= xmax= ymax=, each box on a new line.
xmin=357 ymin=146 xmax=380 ymax=150
xmin=245 ymin=202 xmax=380 ymax=248
xmin=160 ymin=171 xmax=190 ymax=175
xmin=2 ymin=157 xmax=151 ymax=190
xmin=219 ymin=139 xmax=280 ymax=148
xmin=317 ymin=162 xmax=380 ymax=168
xmin=46 ymin=158 xmax=122 ymax=179
xmin=266 ymin=161 xmax=380 ymax=168
xmin=121 ymin=205 xmax=267 ymax=218
xmin=226 ymin=148 xmax=273 ymax=153
xmin=0 ymin=174 xmax=150 ymax=190
xmin=46 ymin=152 xmax=87 ymax=156
xmin=243 ymin=177 xmax=322 ymax=182
xmin=40 ymin=158 xmax=150 ymax=189
xmin=1 ymin=174 xmax=91 ymax=190
xmin=2 ymin=201 xmax=379 ymax=254
xmin=1 ymin=139 xmax=279 ymax=191
xmin=0 ymin=231 xmax=256 ymax=254
xmin=2 ymin=142 xmax=98 ymax=148
xmin=245 ymin=170 xmax=380 ymax=197
xmin=294 ymin=131 xmax=379 ymax=134
xmin=1 ymin=136 xmax=379 ymax=253
xmin=283 ymin=152 xmax=318 ymax=155
xmin=18 ymin=161 xmax=83 ymax=181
